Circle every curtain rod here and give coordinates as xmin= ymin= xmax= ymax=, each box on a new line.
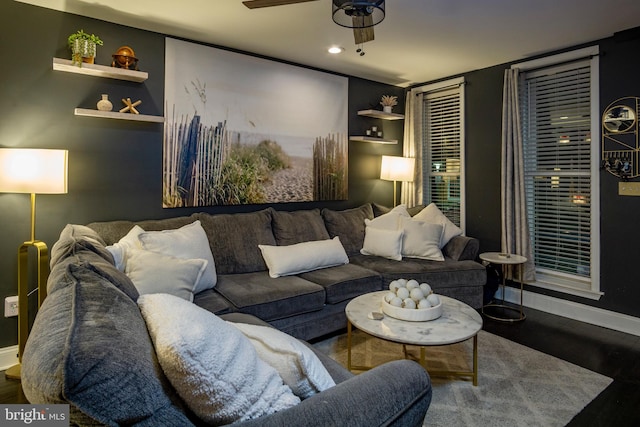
xmin=414 ymin=81 xmax=465 ymax=96
xmin=512 ymin=51 xmax=602 ymax=74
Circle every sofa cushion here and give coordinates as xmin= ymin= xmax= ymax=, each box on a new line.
xmin=214 ymin=272 xmax=325 ymax=321
xmin=125 ymin=249 xmax=208 ymax=301
xmin=271 ymin=208 xmax=330 ymax=245
xmin=50 ymin=224 xmax=114 ymax=267
xmin=298 ymin=264 xmax=382 ymax=304
xmin=197 ymin=210 xmax=276 ymax=274
xmin=321 ymin=204 xmax=373 ymax=256
xmin=193 ymin=289 xmax=232 ymax=314
xmin=87 ymin=214 xmax=199 ymax=246
xmin=230 ymin=322 xmax=336 ymax=399
xmin=138 ymin=293 xmax=300 ymax=425
xmin=22 ymin=262 xmax=192 ymax=426
xmin=258 ymin=237 xmax=349 ymax=278
xmin=138 ymin=220 xmax=217 ymax=291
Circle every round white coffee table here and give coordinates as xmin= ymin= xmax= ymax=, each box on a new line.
xmin=345 ymin=291 xmax=483 ymax=385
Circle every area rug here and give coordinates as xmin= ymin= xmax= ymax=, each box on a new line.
xmin=312 ymin=329 xmax=612 ymax=427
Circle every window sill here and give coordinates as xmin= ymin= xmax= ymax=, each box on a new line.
xmin=528 ymin=275 xmax=603 ymax=301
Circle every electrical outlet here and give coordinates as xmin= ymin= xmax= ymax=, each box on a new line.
xmin=4 ymin=296 xmax=18 ymax=318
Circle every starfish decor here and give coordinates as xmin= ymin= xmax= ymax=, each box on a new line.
xmin=119 ymin=97 xmax=142 ymax=114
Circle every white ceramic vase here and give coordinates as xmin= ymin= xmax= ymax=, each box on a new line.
xmin=383 ymin=106 xmax=393 ymax=113
xmin=97 ymin=94 xmax=113 ymax=111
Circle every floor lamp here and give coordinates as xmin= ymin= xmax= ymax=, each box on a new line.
xmin=0 ymin=148 xmax=68 ymax=380
xmin=380 ymin=155 xmax=414 ymax=207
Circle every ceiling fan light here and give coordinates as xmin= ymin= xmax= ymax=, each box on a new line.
xmin=328 ymin=46 xmax=344 ymax=54
xmin=332 ymin=1 xmax=385 ymax=28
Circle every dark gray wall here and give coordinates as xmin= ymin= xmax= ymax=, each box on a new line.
xmin=422 ymin=31 xmax=640 ymax=319
xmin=0 ymin=2 xmax=404 ymax=347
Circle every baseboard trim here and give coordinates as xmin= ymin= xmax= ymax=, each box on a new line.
xmin=499 ymin=286 xmax=640 ymax=337
xmin=0 ymin=345 xmax=18 ymax=371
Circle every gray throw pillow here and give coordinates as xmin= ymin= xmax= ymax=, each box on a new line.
xmin=271 ymin=208 xmax=330 ymax=246
xmin=197 ymin=209 xmax=276 ymax=274
xmin=321 ymin=204 xmax=373 ymax=256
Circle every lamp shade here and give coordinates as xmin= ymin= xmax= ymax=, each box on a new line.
xmin=380 ymin=155 xmax=414 ymax=182
xmin=0 ymin=149 xmax=68 ymax=194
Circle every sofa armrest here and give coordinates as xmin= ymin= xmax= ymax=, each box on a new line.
xmin=235 ymin=360 xmax=431 ymax=427
xmin=442 ymin=235 xmax=480 ymax=261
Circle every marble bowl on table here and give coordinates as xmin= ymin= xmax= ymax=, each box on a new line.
xmin=381 ymin=297 xmax=443 ymax=321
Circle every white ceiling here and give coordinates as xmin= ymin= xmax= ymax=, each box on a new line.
xmin=17 ymin=0 xmax=640 ymax=87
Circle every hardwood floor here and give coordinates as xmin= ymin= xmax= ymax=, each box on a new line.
xmin=2 ymin=305 xmax=639 ymax=425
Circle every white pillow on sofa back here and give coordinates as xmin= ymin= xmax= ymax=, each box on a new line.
xmin=258 ymin=237 xmax=349 ymax=278
xmin=399 ymin=217 xmax=444 ymax=261
xmin=138 ymin=220 xmax=217 ymax=292
xmin=413 ymin=203 xmax=462 ymax=248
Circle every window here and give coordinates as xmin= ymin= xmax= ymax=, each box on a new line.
xmin=419 ymin=78 xmax=465 ymax=230
xmin=517 ymin=47 xmax=601 ymax=298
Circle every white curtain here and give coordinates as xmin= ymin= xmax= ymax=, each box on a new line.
xmin=501 ymin=68 xmax=535 ymax=282
xmin=401 ymin=89 xmax=423 ymax=207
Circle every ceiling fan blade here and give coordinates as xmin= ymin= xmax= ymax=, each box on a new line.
xmin=243 ymin=0 xmax=318 ymax=9
xmin=353 ymin=15 xmax=374 ymax=44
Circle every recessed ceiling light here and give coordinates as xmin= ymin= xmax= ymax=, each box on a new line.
xmin=328 ymin=46 xmax=343 ymax=54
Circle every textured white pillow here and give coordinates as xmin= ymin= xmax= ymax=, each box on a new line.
xmin=138 ymin=220 xmax=217 ymax=292
xmin=258 ymin=237 xmax=349 ymax=278
xmin=230 ymin=322 xmax=335 ymax=399
xmin=366 ymin=204 xmax=410 ymax=230
xmin=125 ymin=250 xmax=207 ymax=301
xmin=138 ymin=293 xmax=300 ymax=425
xmin=360 ymin=226 xmax=403 ymax=261
xmin=106 ymin=225 xmax=144 ymax=271
xmin=400 ymin=217 xmax=445 ymax=261
xmin=413 ymin=203 xmax=463 ymax=248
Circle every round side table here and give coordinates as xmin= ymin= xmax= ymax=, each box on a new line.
xmin=480 ymin=252 xmax=527 ymax=322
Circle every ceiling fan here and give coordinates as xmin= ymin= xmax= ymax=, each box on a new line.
xmin=242 ymin=0 xmax=385 ymax=45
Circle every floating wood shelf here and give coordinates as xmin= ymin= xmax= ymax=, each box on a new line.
xmin=350 ymin=136 xmax=398 ymax=145
xmin=53 ymin=58 xmax=148 ymax=82
xmin=74 ymin=108 xmax=164 ymax=123
xmin=357 ymin=109 xmax=405 ymax=120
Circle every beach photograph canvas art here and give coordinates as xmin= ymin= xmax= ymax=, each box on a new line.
xmin=163 ymin=38 xmax=348 ymax=208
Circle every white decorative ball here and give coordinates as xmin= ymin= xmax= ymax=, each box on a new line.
xmin=396 ymin=287 xmax=410 ymax=300
xmin=389 ymin=280 xmax=400 ymax=292
xmin=426 ymin=294 xmax=440 ymax=306
xmin=384 ymin=291 xmax=396 ymax=303
xmin=419 ymin=283 xmax=432 ymax=295
xmin=406 ymin=279 xmax=419 ymax=290
xmin=402 ymin=298 xmax=416 ymax=309
xmin=409 ymin=288 xmax=425 ymax=302
xmin=397 ymin=278 xmax=408 ymax=287
xmin=417 ymin=298 xmax=432 ymax=309
xmin=390 ymin=296 xmax=403 ymax=307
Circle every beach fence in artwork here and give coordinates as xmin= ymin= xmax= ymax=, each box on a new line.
xmin=163 ymin=114 xmax=229 ymax=208
xmin=313 ymin=133 xmax=348 ymax=201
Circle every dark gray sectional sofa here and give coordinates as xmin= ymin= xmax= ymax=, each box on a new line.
xmin=22 ymin=221 xmax=432 ymax=426
xmin=86 ymin=203 xmax=486 ymax=341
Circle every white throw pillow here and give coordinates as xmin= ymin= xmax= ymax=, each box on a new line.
xmin=258 ymin=237 xmax=349 ymax=278
xmin=366 ymin=204 xmax=410 ymax=230
xmin=138 ymin=293 xmax=300 ymax=425
xmin=138 ymin=220 xmax=217 ymax=292
xmin=125 ymin=250 xmax=207 ymax=301
xmin=229 ymin=322 xmax=335 ymax=399
xmin=400 ymin=217 xmax=445 ymax=261
xmin=106 ymin=225 xmax=144 ymax=271
xmin=413 ymin=203 xmax=463 ymax=248
xmin=360 ymin=226 xmax=403 ymax=261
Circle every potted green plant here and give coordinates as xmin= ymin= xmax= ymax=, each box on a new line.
xmin=68 ymin=29 xmax=104 ymax=66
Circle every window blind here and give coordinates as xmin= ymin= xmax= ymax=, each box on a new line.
xmin=422 ymin=87 xmax=463 ymax=226
xmin=521 ymin=61 xmax=593 ymax=286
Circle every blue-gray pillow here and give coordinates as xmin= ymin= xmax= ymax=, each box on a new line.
xmin=321 ymin=204 xmax=373 ymax=256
